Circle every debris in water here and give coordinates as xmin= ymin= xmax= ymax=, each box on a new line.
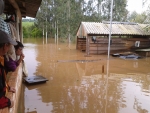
xmin=23 ymin=75 xmax=48 ymax=84
xmin=112 ymin=52 xmax=142 ymax=59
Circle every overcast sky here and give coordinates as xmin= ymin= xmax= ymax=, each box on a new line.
xmin=26 ymin=0 xmax=150 ymax=19
xmin=127 ymin=0 xmax=149 ymax=13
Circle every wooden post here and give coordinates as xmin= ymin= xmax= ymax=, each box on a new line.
xmin=85 ymin=36 xmax=91 ymax=57
xmin=102 ymin=65 xmax=104 ymax=73
xmin=9 ymin=0 xmax=21 ymax=19
xmin=76 ymin=36 xmax=78 ymax=49
xmin=87 ymin=37 xmax=89 ymax=55
xmin=16 ymin=15 xmax=20 ymax=41
xmin=97 ymin=41 xmax=98 ymax=54
xmin=20 ymin=18 xmax=23 ymax=43
xmin=85 ymin=36 xmax=88 ymax=55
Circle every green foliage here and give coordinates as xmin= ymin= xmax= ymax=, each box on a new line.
xmin=101 ymin=0 xmax=128 ymax=21
xmin=127 ymin=0 xmax=150 ymax=24
xmin=22 ymin=0 xmax=150 ymax=40
xmin=23 ymin=26 xmax=29 ymax=38
xmin=128 ymin=11 xmax=147 ymax=23
xmin=35 ymin=0 xmax=128 ymax=41
xmin=22 ymin=22 xmax=42 ymax=38
xmin=31 ymin=27 xmax=42 ymax=38
xmin=21 ymin=0 xmax=150 ymax=40
xmin=22 ymin=22 xmax=34 ymax=27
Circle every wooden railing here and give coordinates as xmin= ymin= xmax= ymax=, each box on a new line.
xmin=0 ymin=63 xmax=23 ymax=113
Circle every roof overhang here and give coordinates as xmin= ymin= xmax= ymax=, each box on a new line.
xmin=3 ymin=0 xmax=42 ymax=18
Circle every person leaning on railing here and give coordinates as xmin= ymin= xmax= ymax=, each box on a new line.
xmin=0 ymin=30 xmax=17 ymax=109
xmin=14 ymin=41 xmax=25 ymax=65
xmin=4 ymin=41 xmax=25 ymax=73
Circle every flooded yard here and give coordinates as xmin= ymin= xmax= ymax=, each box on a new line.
xmin=18 ymin=38 xmax=150 ymax=113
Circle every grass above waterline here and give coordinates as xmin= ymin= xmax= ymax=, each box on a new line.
xmin=22 ymin=22 xmax=34 ymax=27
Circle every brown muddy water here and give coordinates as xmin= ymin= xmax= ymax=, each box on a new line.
xmin=18 ymin=38 xmax=150 ymax=113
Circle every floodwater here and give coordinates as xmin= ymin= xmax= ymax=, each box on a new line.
xmin=18 ymin=38 xmax=150 ymax=113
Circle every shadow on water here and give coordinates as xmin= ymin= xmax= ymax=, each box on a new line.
xmin=18 ymin=38 xmax=150 ymax=113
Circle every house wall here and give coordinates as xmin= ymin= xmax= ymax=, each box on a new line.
xmin=76 ymin=24 xmax=87 ymax=38
xmin=126 ymin=37 xmax=150 ymax=50
xmin=76 ymin=24 xmax=87 ymax=50
xmin=88 ymin=36 xmax=128 ymax=54
xmin=76 ymin=37 xmax=86 ymax=50
xmin=77 ymin=36 xmax=150 ymax=55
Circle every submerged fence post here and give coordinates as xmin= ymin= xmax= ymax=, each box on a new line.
xmin=102 ymin=65 xmax=104 ymax=73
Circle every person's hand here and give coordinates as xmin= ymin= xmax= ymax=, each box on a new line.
xmin=9 ymin=87 xmax=16 ymax=93
xmin=17 ymin=53 xmax=25 ymax=65
xmin=20 ymin=53 xmax=25 ymax=60
xmin=9 ymin=100 xmax=14 ymax=108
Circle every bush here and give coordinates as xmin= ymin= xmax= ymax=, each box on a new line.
xmin=22 ymin=22 xmax=42 ymax=38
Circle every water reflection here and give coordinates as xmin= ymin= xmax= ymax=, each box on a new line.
xmin=18 ymin=38 xmax=150 ymax=113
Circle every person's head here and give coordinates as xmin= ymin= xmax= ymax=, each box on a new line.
xmin=14 ymin=41 xmax=24 ymax=55
xmin=0 ymin=30 xmax=17 ymax=56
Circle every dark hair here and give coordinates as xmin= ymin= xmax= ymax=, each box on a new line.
xmin=0 ymin=43 xmax=5 ymax=48
xmin=14 ymin=41 xmax=24 ymax=50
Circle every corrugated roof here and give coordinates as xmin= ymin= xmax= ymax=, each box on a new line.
xmin=82 ymin=22 xmax=150 ymax=36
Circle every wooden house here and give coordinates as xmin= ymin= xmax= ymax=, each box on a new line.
xmin=76 ymin=22 xmax=150 ymax=55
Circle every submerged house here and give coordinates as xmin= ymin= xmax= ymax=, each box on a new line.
xmin=76 ymin=22 xmax=150 ymax=55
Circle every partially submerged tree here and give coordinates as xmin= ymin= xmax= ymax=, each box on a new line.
xmin=35 ymin=0 xmax=130 ymax=40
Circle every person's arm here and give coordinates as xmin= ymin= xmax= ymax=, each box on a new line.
xmin=4 ymin=56 xmax=17 ymax=72
xmin=16 ymin=53 xmax=25 ymax=65
xmin=0 ymin=71 xmax=4 ymax=97
xmin=0 ymin=68 xmax=12 ymax=108
xmin=9 ymin=87 xmax=15 ymax=93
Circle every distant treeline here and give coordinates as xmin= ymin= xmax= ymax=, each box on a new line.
xmin=22 ymin=18 xmax=35 ymax=22
xmin=22 ymin=0 xmax=150 ymax=39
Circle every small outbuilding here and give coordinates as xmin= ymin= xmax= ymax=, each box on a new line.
xmin=76 ymin=22 xmax=150 ymax=55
